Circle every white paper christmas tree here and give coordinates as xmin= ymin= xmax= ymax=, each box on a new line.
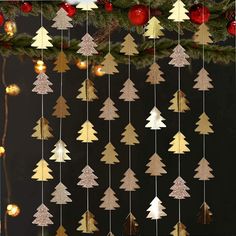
xmin=146 ymin=196 xmax=167 ymax=220
xmin=52 ymin=8 xmax=73 ymax=30
xmin=76 ymin=0 xmax=98 ymax=11
xmin=78 ymin=33 xmax=98 ymax=56
xmin=99 ymin=97 xmax=119 ymax=120
xmin=146 ymin=153 xmax=167 ymax=176
xmin=100 ymin=187 xmax=120 ymax=210
xmin=120 ymin=168 xmax=140 ymax=191
xmin=194 ymin=158 xmax=214 ymax=181
xmin=77 ymin=165 xmax=98 ymax=188
xmin=145 ymin=106 xmax=166 ymax=130
xmin=50 ymin=140 xmax=71 ymax=162
xmin=119 ymin=78 xmax=139 ymax=102
xmin=168 ymin=0 xmax=189 ymax=22
xmin=32 ymin=72 xmax=53 ymax=95
xmin=144 ymin=16 xmax=164 ymax=39
xmin=169 ymin=176 xmax=190 ymax=199
xmin=32 ymin=204 xmax=53 ymax=226
xmin=169 ymin=44 xmax=190 ymax=67
xmin=51 ymin=182 xmax=72 ymax=204
xmin=31 ymin=26 xmax=53 ymax=49
xmin=193 ymin=68 xmax=213 ymax=91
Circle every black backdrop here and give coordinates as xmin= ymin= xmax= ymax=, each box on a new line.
xmin=1 ymin=13 xmax=236 ymax=236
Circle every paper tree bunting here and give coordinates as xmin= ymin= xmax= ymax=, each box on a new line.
xmin=144 ymin=16 xmax=164 ymax=39
xmin=51 ymin=182 xmax=72 ymax=204
xmin=77 ymin=79 xmax=98 ymax=102
xmin=120 ymin=168 xmax=140 ymax=191
xmin=121 ymin=123 xmax=139 ymax=145
xmin=169 ymin=44 xmax=190 ymax=67
xmin=99 ymin=98 xmax=119 ymax=120
xmin=52 ymin=96 xmax=70 ymax=118
xmin=31 ymin=26 xmax=53 ymax=49
xmin=77 ymin=211 xmax=99 ymax=233
xmin=168 ymin=0 xmax=189 ymax=22
xmin=76 ymin=0 xmax=98 ymax=11
xmin=194 ymin=23 xmax=213 ymax=45
xmin=78 ymin=33 xmax=98 ymax=56
xmin=146 ymin=63 xmax=165 ymax=84
xmin=146 ymin=196 xmax=167 ymax=220
xmin=101 ymin=53 xmax=119 ymax=75
xmin=123 ymin=213 xmax=139 ymax=236
xmin=193 ymin=68 xmax=214 ymax=91
xmin=52 ymin=8 xmax=73 ymax=30
xmin=170 ymin=222 xmax=189 ymax=236
xmin=100 ymin=187 xmax=120 ymax=210
xmin=169 ymin=176 xmax=190 ymax=200
xmin=77 ymin=120 xmax=98 ymax=143
xmin=119 ymin=79 xmax=139 ymax=102
xmin=146 ymin=153 xmax=167 ymax=176
xmin=50 ymin=140 xmax=71 ymax=162
xmin=32 ymin=117 xmax=53 ymax=140
xmin=169 ymin=131 xmax=190 ymax=154
xmin=145 ymin=106 xmax=166 ymax=130
xmin=32 ymin=159 xmax=53 ymax=181
xmin=32 ymin=204 xmax=53 ymax=226
xmin=120 ymin=33 xmax=139 ymax=56
xmin=32 ymin=72 xmax=53 ymax=95
xmin=169 ymin=90 xmax=190 ymax=113
xmin=197 ymin=202 xmax=213 ymax=224
xmin=56 ymin=225 xmax=68 ymax=236
xmin=194 ymin=158 xmax=214 ymax=181
xmin=195 ymin=112 xmax=214 ymax=135
xmin=54 ymin=51 xmax=70 ymax=73
xmin=77 ymin=165 xmax=98 ymax=188
xmin=101 ymin=142 xmax=119 ymax=165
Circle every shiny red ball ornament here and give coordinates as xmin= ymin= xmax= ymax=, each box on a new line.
xmin=20 ymin=2 xmax=33 ymax=13
xmin=189 ymin=4 xmax=210 ymax=24
xmin=105 ymin=1 xmax=113 ymax=12
xmin=227 ymin=20 xmax=236 ymax=36
xmin=60 ymin=2 xmax=76 ymax=17
xmin=0 ymin=13 xmax=4 ymax=26
xmin=128 ymin=4 xmax=149 ymax=26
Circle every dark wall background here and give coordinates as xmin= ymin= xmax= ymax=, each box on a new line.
xmin=1 ymin=13 xmax=236 ymax=236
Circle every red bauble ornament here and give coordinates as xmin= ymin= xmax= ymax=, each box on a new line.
xmin=60 ymin=2 xmax=76 ymax=17
xmin=20 ymin=2 xmax=32 ymax=13
xmin=105 ymin=1 xmax=113 ymax=12
xmin=189 ymin=4 xmax=210 ymax=24
xmin=128 ymin=4 xmax=149 ymax=26
xmin=227 ymin=20 xmax=236 ymax=36
xmin=0 ymin=13 xmax=4 ymax=26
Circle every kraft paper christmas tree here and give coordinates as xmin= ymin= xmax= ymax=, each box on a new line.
xmin=146 ymin=153 xmax=167 ymax=176
xmin=101 ymin=142 xmax=119 ymax=165
xmin=52 ymin=8 xmax=73 ymax=30
xmin=193 ymin=68 xmax=214 ymax=91
xmin=168 ymin=0 xmax=189 ymax=22
xmin=197 ymin=202 xmax=213 ymax=224
xmin=194 ymin=23 xmax=213 ymax=45
xmin=76 ymin=0 xmax=98 ymax=11
xmin=31 ymin=159 xmax=53 ymax=181
xmin=169 ymin=176 xmax=190 ymax=199
xmin=56 ymin=225 xmax=68 ymax=236
xmin=32 ymin=117 xmax=53 ymax=140
xmin=144 ymin=16 xmax=164 ymax=39
xmin=51 ymin=182 xmax=72 ymax=204
xmin=53 ymin=51 xmax=70 ymax=73
xmin=145 ymin=106 xmax=166 ymax=130
xmin=77 ymin=120 xmax=98 ymax=143
xmin=77 ymin=211 xmax=99 ymax=233
xmin=168 ymin=131 xmax=190 ymax=154
xmin=52 ymin=96 xmax=70 ymax=119
xmin=32 ymin=204 xmax=53 ymax=226
xmin=77 ymin=165 xmax=98 ymax=188
xmin=32 ymin=72 xmax=53 ymax=95
xmin=101 ymin=53 xmax=119 ymax=74
xmin=146 ymin=196 xmax=167 ymax=220
xmin=169 ymin=44 xmax=190 ymax=67
xmin=195 ymin=112 xmax=214 ymax=135
xmin=169 ymin=90 xmax=190 ymax=113
xmin=77 ymin=79 xmax=98 ymax=102
xmin=170 ymin=222 xmax=189 ymax=236
xmin=119 ymin=78 xmax=139 ymax=102
xmin=120 ymin=33 xmax=139 ymax=56
xmin=78 ymin=33 xmax=98 ymax=56
xmin=50 ymin=140 xmax=71 ymax=162
xmin=146 ymin=63 xmax=165 ymax=84
xmin=123 ymin=213 xmax=139 ymax=236
xmin=194 ymin=158 xmax=214 ymax=181
xmin=31 ymin=26 xmax=53 ymax=49
xmin=99 ymin=98 xmax=119 ymax=120
xmin=100 ymin=187 xmax=120 ymax=210
xmin=120 ymin=168 xmax=140 ymax=191
xmin=121 ymin=123 xmax=139 ymax=145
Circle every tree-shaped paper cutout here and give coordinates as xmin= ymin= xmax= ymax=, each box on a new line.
xmin=169 ymin=176 xmax=190 ymax=199
xmin=120 ymin=168 xmax=140 ymax=191
xmin=100 ymin=187 xmax=120 ymax=210
xmin=32 ymin=159 xmax=53 ymax=181
xmin=194 ymin=23 xmax=213 ymax=45
xmin=146 ymin=196 xmax=167 ymax=220
xmin=170 ymin=222 xmax=189 ymax=236
xmin=193 ymin=68 xmax=213 ymax=91
xmin=52 ymin=96 xmax=70 ymax=118
xmin=56 ymin=225 xmax=68 ymax=236
xmin=169 ymin=44 xmax=190 ymax=67
xmin=169 ymin=90 xmax=190 ymax=113
xmin=76 ymin=79 xmax=98 ymax=102
xmin=195 ymin=112 xmax=214 ymax=135
xmin=32 ymin=72 xmax=53 ymax=95
xmin=54 ymin=51 xmax=70 ymax=73
xmin=123 ymin=213 xmax=139 ymax=236
xmin=77 ymin=165 xmax=98 ymax=188
xmin=51 ymin=182 xmax=72 ymax=204
xmin=31 ymin=26 xmax=53 ymax=49
xmin=144 ymin=16 xmax=164 ymax=39
xmin=76 ymin=0 xmax=98 ymax=11
xmin=120 ymin=33 xmax=139 ymax=56
xmin=52 ymin=8 xmax=73 ymax=30
xmin=101 ymin=142 xmax=119 ymax=165
xmin=77 ymin=120 xmax=98 ymax=143
xmin=197 ymin=202 xmax=213 ymax=224
xmin=168 ymin=0 xmax=189 ymax=22
xmin=194 ymin=158 xmax=214 ymax=181
xmin=77 ymin=211 xmax=99 ymax=233
xmin=99 ymin=97 xmax=119 ymax=121
xmin=107 ymin=232 xmax=115 ymax=236
xmin=168 ymin=131 xmax=190 ymax=154
xmin=146 ymin=63 xmax=165 ymax=84
xmin=145 ymin=153 xmax=167 ymax=176
xmin=77 ymin=33 xmax=98 ymax=56
xmin=101 ymin=53 xmax=119 ymax=75
xmin=145 ymin=106 xmax=166 ymax=130
xmin=119 ymin=78 xmax=139 ymax=102
xmin=32 ymin=117 xmax=53 ymax=140
xmin=50 ymin=139 xmax=71 ymax=162
xmin=32 ymin=204 xmax=53 ymax=226
xmin=121 ymin=123 xmax=139 ymax=145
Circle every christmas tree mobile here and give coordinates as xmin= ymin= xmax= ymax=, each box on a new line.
xmin=77 ymin=211 xmax=99 ymax=233
xmin=32 ymin=72 xmax=53 ymax=95
xmin=77 ymin=165 xmax=98 ymax=188
xmin=169 ymin=44 xmax=190 ymax=67
xmin=194 ymin=23 xmax=213 ymax=45
xmin=52 ymin=96 xmax=70 ymax=119
xmin=51 ymin=182 xmax=72 ymax=204
xmin=169 ymin=176 xmax=190 ymax=200
xmin=146 ymin=63 xmax=165 ymax=84
xmin=31 ymin=26 xmax=53 ymax=49
xmin=169 ymin=132 xmax=190 ymax=154
xmin=194 ymin=158 xmax=214 ymax=181
xmin=77 ymin=79 xmax=98 ymax=102
xmin=169 ymin=90 xmax=190 ymax=113
xmin=121 ymin=123 xmax=139 ymax=145
xmin=99 ymin=97 xmax=119 ymax=121
xmin=32 ymin=117 xmax=53 ymax=140
xmin=101 ymin=53 xmax=119 ymax=75
xmin=146 ymin=197 xmax=167 ymax=220
xmin=145 ymin=106 xmax=166 ymax=130
xmin=193 ymin=68 xmax=213 ymax=91
xmin=50 ymin=140 xmax=71 ymax=162
xmin=168 ymin=0 xmax=189 ymax=22
xmin=101 ymin=142 xmax=119 ymax=165
xmin=144 ymin=16 xmax=164 ymax=39
xmin=32 ymin=204 xmax=53 ymax=226
xmin=145 ymin=153 xmax=166 ymax=176
xmin=119 ymin=78 xmax=139 ymax=102
xmin=53 ymin=51 xmax=70 ymax=73
xmin=77 ymin=120 xmax=98 ymax=143
xmin=195 ymin=112 xmax=214 ymax=135
xmin=78 ymin=33 xmax=98 ymax=56
xmin=120 ymin=168 xmax=140 ymax=191
xmin=100 ymin=187 xmax=120 ymax=210
xmin=52 ymin=8 xmax=73 ymax=30
xmin=31 ymin=159 xmax=53 ymax=181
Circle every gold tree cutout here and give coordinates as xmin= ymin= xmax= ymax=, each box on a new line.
xmin=145 ymin=153 xmax=167 ymax=176
xmin=120 ymin=33 xmax=139 ymax=56
xmin=193 ymin=68 xmax=213 ymax=91
xmin=31 ymin=159 xmax=53 ymax=181
xmin=169 ymin=90 xmax=190 ymax=113
xmin=123 ymin=213 xmax=139 ymax=236
xmin=121 ymin=123 xmax=139 ymax=145
xmin=77 ymin=120 xmax=98 ymax=143
xmin=77 ymin=211 xmax=99 ymax=233
xmin=194 ymin=158 xmax=214 ymax=181
xmin=101 ymin=142 xmax=119 ymax=165
xmin=168 ymin=131 xmax=190 ymax=154
xmin=56 ymin=225 xmax=68 ymax=236
xmin=52 ymin=96 xmax=70 ymax=118
xmin=170 ymin=222 xmax=189 ymax=236
xmin=197 ymin=202 xmax=213 ymax=224
xmin=53 ymin=51 xmax=70 ymax=73
xmin=76 ymin=79 xmax=98 ymax=102
xmin=32 ymin=117 xmax=53 ymax=140
xmin=195 ymin=112 xmax=214 ymax=135
xmin=144 ymin=16 xmax=164 ymax=39
xmin=99 ymin=97 xmax=119 ymax=120
xmin=100 ymin=187 xmax=120 ymax=210
xmin=120 ymin=168 xmax=140 ymax=191
xmin=101 ymin=53 xmax=119 ymax=75
xmin=194 ymin=23 xmax=213 ymax=45
xmin=146 ymin=63 xmax=165 ymax=84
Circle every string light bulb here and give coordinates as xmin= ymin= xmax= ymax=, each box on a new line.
xmin=0 ymin=146 xmax=5 ymax=157
xmin=34 ymin=60 xmax=47 ymax=74
xmin=4 ymin=20 xmax=17 ymax=37
xmin=6 ymin=84 xmax=21 ymax=96
xmin=93 ymin=65 xmax=105 ymax=77
xmin=6 ymin=204 xmax=20 ymax=217
xmin=76 ymin=59 xmax=88 ymax=70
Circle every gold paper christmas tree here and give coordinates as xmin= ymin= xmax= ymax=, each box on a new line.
xmin=99 ymin=98 xmax=119 ymax=120
xmin=31 ymin=26 xmax=53 ymax=49
xmin=31 ymin=159 xmax=53 ymax=181
xmin=170 ymin=222 xmax=189 ymax=236
xmin=32 ymin=117 xmax=53 ymax=140
xmin=77 ymin=79 xmax=98 ymax=102
xmin=56 ymin=225 xmax=68 ymax=236
xmin=119 ymin=79 xmax=139 ymax=102
xmin=52 ymin=8 xmax=73 ymax=30
xmin=194 ymin=23 xmax=213 ymax=45
xmin=120 ymin=168 xmax=140 ymax=191
xmin=195 ymin=112 xmax=214 ymax=135
xmin=76 ymin=0 xmax=98 ymax=11
xmin=169 ymin=90 xmax=190 ymax=113
xmin=121 ymin=123 xmax=139 ymax=145
xmin=54 ymin=51 xmax=70 ymax=73
xmin=51 ymin=182 xmax=72 ymax=204
xmin=144 ymin=16 xmax=164 ymax=39
xmin=52 ymin=96 xmax=70 ymax=118
xmin=197 ymin=202 xmax=213 ymax=224
xmin=101 ymin=142 xmax=119 ymax=165
xmin=194 ymin=158 xmax=214 ymax=181
xmin=77 ymin=120 xmax=98 ymax=143
xmin=168 ymin=0 xmax=189 ymax=22
xmin=100 ymin=187 xmax=120 ymax=210
xmin=193 ymin=68 xmax=213 ymax=91
xmin=145 ymin=153 xmax=167 ymax=176
xmin=169 ymin=131 xmax=190 ymax=154
xmin=77 ymin=211 xmax=99 ymax=233
xmin=32 ymin=204 xmax=53 ymax=226
xmin=146 ymin=63 xmax=165 ymax=84
xmin=146 ymin=196 xmax=167 ymax=220
xmin=50 ymin=140 xmax=71 ymax=162
xmin=169 ymin=44 xmax=190 ymax=67
xmin=123 ymin=213 xmax=139 ymax=236
xmin=169 ymin=176 xmax=190 ymax=199
xmin=120 ymin=33 xmax=139 ymax=56
xmin=101 ymin=53 xmax=119 ymax=75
